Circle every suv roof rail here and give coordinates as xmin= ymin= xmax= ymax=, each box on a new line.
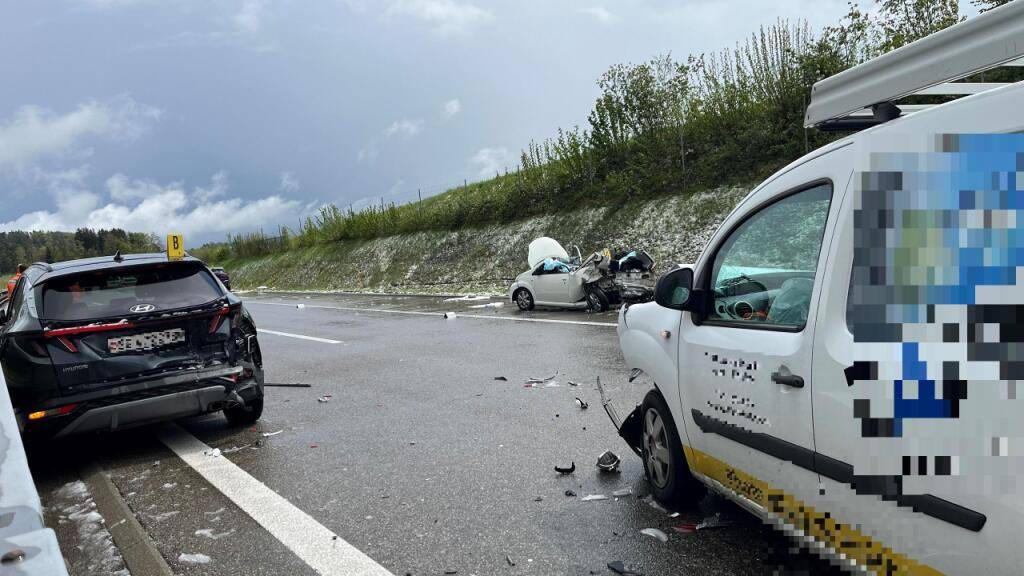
xmin=29 ymin=261 xmax=53 ymax=272
xmin=805 ymin=1 xmax=1024 ymax=130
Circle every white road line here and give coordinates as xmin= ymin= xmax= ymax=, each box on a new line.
xmin=256 ymin=328 xmax=343 ymax=344
xmin=156 ymin=423 xmax=393 ymax=576
xmin=247 ymin=301 xmax=617 ymax=327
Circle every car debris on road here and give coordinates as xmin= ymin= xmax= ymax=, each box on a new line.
xmin=639 ymin=528 xmax=668 ymax=543
xmin=554 ymin=462 xmax=576 ymax=475
xmin=596 ymin=450 xmax=621 ymax=473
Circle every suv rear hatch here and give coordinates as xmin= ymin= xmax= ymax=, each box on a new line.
xmin=38 ymin=262 xmax=238 ymax=395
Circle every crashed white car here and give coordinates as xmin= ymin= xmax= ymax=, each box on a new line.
xmin=508 ymin=237 xmax=655 ymax=312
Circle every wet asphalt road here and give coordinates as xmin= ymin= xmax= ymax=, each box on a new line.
xmin=30 ymin=292 xmax=837 ymax=576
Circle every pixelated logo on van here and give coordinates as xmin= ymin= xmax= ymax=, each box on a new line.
xmin=846 ymin=134 xmax=1024 ymax=483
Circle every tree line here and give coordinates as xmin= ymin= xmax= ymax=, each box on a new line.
xmin=0 ymin=229 xmax=160 ymax=275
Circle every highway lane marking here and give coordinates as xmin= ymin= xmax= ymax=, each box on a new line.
xmin=247 ymin=300 xmax=617 ymax=327
xmin=256 ymin=328 xmax=343 ymax=344
xmin=156 ymin=423 xmax=394 ymax=576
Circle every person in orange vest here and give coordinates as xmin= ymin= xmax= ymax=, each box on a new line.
xmin=6 ymin=264 xmax=25 ymax=297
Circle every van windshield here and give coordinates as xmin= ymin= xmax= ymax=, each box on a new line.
xmin=41 ymin=264 xmax=223 ymax=321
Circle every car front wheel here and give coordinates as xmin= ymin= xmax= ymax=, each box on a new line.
xmin=641 ymin=390 xmax=705 ymax=507
xmin=224 ymin=398 xmax=263 ymax=426
xmin=586 ymin=287 xmax=610 ymax=312
xmin=514 ymin=288 xmax=535 ymax=311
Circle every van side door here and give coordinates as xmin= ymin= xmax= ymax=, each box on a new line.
xmin=677 ymin=156 xmax=847 ymax=513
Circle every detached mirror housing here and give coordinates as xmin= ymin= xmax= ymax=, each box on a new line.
xmin=654 ymin=267 xmax=694 ymax=310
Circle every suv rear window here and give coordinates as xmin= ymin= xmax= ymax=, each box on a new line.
xmin=41 ymin=264 xmax=224 ymax=321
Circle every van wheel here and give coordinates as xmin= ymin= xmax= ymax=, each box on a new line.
xmin=224 ymin=398 xmax=263 ymax=426
xmin=514 ymin=289 xmax=535 ymax=311
xmin=586 ymin=287 xmax=610 ymax=312
xmin=641 ymin=390 xmax=705 ymax=507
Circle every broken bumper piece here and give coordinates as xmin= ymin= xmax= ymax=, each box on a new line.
xmin=596 ymin=376 xmax=643 ymax=457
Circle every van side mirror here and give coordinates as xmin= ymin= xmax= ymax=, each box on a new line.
xmin=654 ymin=267 xmax=694 ymax=310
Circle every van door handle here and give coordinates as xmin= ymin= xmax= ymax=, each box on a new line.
xmin=771 ymin=371 xmax=804 ymax=388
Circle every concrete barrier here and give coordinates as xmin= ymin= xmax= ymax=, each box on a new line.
xmin=0 ymin=369 xmax=68 ymax=575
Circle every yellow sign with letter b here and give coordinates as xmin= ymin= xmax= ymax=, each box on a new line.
xmin=167 ymin=234 xmax=185 ymax=261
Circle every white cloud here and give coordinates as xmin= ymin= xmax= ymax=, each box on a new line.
xmin=440 ymin=98 xmax=461 ymax=121
xmin=105 ymin=173 xmax=170 ymax=201
xmin=0 ymin=96 xmax=161 ymax=173
xmin=279 ymin=171 xmax=300 ymax=193
xmin=581 ymin=6 xmax=616 ymax=24
xmin=234 ymin=0 xmax=265 ymax=33
xmin=357 ymin=144 xmax=380 ymax=163
xmin=469 ymin=146 xmax=512 ymax=178
xmin=358 ymin=118 xmax=423 ymax=162
xmin=385 ymin=0 xmax=492 ymax=35
xmin=0 ymin=170 xmax=304 ymax=240
xmin=383 ymin=118 xmax=423 ymax=139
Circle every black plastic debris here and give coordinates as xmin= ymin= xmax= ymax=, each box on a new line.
xmin=264 ymin=383 xmax=312 ymax=388
xmin=564 ymin=489 xmax=577 ymax=497
xmin=575 ymin=397 xmax=589 ymax=410
xmin=534 ymin=496 xmax=543 ymax=502
xmin=607 ymin=560 xmax=642 ymax=575
xmin=506 ymin=555 xmax=516 ymax=567
xmin=596 ymin=451 xmax=621 ymax=473
xmin=555 ymin=462 xmax=576 ymax=475
xmin=568 ymin=381 xmax=579 ymax=387
xmin=494 ymin=376 xmax=508 ymax=381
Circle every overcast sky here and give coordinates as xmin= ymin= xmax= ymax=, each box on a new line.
xmin=0 ymin=0 xmax=978 ymax=244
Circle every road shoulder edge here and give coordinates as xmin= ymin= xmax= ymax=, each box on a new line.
xmin=79 ymin=460 xmax=173 ymax=576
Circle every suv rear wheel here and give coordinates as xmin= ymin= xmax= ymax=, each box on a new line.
xmin=641 ymin=390 xmax=705 ymax=507
xmin=224 ymin=397 xmax=263 ymax=426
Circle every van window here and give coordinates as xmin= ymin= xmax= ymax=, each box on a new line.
xmin=706 ymin=182 xmax=832 ymax=329
xmin=41 ymin=264 xmax=223 ymax=321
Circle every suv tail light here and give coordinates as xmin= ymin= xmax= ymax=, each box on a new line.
xmin=27 ymin=403 xmax=78 ymax=421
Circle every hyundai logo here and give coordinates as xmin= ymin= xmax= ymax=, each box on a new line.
xmin=129 ymin=304 xmax=156 ymax=313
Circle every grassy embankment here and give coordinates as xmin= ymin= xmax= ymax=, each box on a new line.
xmin=220 ymin=186 xmax=749 ymax=294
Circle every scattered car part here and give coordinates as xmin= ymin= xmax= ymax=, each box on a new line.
xmin=596 ymin=450 xmax=621 ymax=473
xmin=263 ymin=383 xmax=312 ymax=388
xmin=554 ymin=462 xmax=576 ymax=475
xmin=564 ymin=490 xmax=577 ymax=497
xmin=575 ymin=397 xmax=589 ymax=410
xmin=596 ymin=377 xmax=643 ymax=457
xmin=262 ymin=430 xmax=283 ymax=437
xmin=640 ymin=528 xmax=669 ymax=542
xmin=612 ymin=488 xmax=632 ymax=497
xmin=606 ymin=560 xmax=642 ymax=575
xmin=580 ymin=494 xmax=608 ymax=501
xmin=494 ymin=376 xmax=507 ymax=381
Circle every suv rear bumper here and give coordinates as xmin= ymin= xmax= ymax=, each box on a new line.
xmin=53 ymin=384 xmax=229 ymax=438
xmin=20 ymin=364 xmax=263 ymax=439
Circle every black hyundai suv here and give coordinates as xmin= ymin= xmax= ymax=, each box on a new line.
xmin=0 ymin=253 xmax=264 ymax=438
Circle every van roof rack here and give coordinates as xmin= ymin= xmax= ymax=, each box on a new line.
xmin=805 ymin=1 xmax=1024 ymax=131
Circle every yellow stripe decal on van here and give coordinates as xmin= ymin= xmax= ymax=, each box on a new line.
xmin=683 ymin=445 xmax=942 ymax=576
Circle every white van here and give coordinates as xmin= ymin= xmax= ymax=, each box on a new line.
xmin=608 ymin=5 xmax=1024 ymax=574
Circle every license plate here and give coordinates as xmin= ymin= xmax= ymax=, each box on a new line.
xmin=108 ymin=328 xmax=185 ymax=354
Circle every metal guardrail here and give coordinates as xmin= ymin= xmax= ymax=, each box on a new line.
xmin=0 ymin=369 xmax=68 ymax=575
